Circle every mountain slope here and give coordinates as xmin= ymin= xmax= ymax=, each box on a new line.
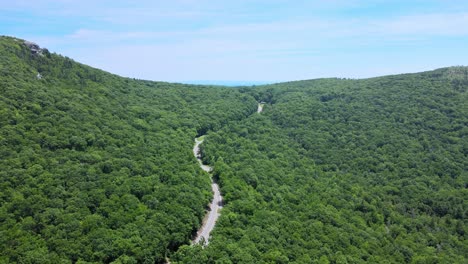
xmin=0 ymin=36 xmax=257 ymax=263
xmin=177 ymin=68 xmax=468 ymax=263
xmin=1 ymin=36 xmax=467 ymax=263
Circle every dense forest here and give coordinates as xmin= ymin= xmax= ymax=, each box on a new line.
xmin=0 ymin=36 xmax=256 ymax=263
xmin=174 ymin=69 xmax=467 ymax=263
xmin=1 ymin=36 xmax=467 ymax=263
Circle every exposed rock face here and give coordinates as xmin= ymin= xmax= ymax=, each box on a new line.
xmin=24 ymin=40 xmax=43 ymax=55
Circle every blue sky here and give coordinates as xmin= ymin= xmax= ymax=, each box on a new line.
xmin=2 ymin=0 xmax=468 ymax=84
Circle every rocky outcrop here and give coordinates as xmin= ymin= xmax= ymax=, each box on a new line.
xmin=24 ymin=40 xmax=44 ymax=55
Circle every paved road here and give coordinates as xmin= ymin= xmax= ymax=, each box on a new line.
xmin=192 ymin=137 xmax=223 ymax=245
xmin=257 ymin=103 xmax=264 ymax=113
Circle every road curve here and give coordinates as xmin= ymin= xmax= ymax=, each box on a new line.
xmin=192 ymin=137 xmax=223 ymax=245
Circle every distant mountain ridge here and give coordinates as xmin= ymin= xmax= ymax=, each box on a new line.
xmin=180 ymin=80 xmax=274 ymax=86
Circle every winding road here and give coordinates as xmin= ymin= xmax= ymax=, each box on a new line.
xmin=192 ymin=137 xmax=223 ymax=245
xmin=192 ymin=102 xmax=262 ymax=245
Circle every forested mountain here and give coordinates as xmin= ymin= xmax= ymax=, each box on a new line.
xmin=0 ymin=36 xmax=256 ymax=263
xmin=1 ymin=36 xmax=467 ymax=263
xmin=175 ymin=70 xmax=467 ymax=263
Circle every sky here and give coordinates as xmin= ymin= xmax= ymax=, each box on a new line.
xmin=1 ymin=0 xmax=468 ymax=84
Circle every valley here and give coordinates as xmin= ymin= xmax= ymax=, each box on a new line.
xmin=0 ymin=36 xmax=466 ymax=263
